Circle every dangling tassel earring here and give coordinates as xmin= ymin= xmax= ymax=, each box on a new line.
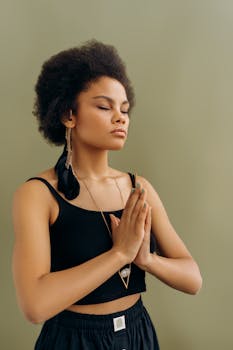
xmin=65 ymin=126 xmax=72 ymax=169
xmin=54 ymin=110 xmax=80 ymax=200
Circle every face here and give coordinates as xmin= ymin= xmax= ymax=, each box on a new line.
xmin=67 ymin=76 xmax=130 ymax=151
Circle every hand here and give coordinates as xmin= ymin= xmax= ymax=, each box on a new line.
xmin=109 ymin=182 xmax=149 ymax=263
xmin=110 ymin=205 xmax=153 ymax=270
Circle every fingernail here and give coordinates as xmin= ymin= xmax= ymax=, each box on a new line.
xmin=131 ymin=188 xmax=135 ymax=193
xmin=141 ymin=188 xmax=145 ymax=194
xmin=136 ymin=182 xmax=140 ymax=188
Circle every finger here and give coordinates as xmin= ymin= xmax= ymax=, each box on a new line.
xmin=145 ymin=206 xmax=152 ymax=228
xmin=110 ymin=214 xmax=120 ymax=226
xmin=121 ymin=183 xmax=142 ymax=221
xmin=144 ymin=206 xmax=152 ymax=236
xmin=131 ymin=187 xmax=147 ymax=221
xmin=135 ymin=200 xmax=149 ymax=232
xmin=114 ymin=215 xmax=120 ymax=226
xmin=109 ymin=214 xmax=118 ymax=231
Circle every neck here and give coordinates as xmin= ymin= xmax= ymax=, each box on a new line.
xmin=71 ymin=145 xmax=112 ymax=181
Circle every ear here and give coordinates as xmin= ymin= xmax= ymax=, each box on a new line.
xmin=61 ymin=110 xmax=76 ymax=128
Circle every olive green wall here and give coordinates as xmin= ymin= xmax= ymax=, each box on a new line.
xmin=1 ymin=1 xmax=232 ymax=348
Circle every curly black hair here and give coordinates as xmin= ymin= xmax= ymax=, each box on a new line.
xmin=33 ymin=39 xmax=135 ymax=145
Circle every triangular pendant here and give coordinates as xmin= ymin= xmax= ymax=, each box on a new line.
xmin=119 ymin=273 xmax=130 ymax=289
xmin=118 ymin=265 xmax=131 ymax=289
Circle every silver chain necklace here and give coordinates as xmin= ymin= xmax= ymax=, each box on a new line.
xmin=72 ymin=169 xmax=131 ymax=289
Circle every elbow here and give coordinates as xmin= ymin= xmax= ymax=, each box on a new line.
xmin=23 ymin=304 xmax=47 ymax=324
xmin=186 ymin=258 xmax=203 ymax=295
xmin=187 ymin=273 xmax=203 ymax=295
xmin=26 ymin=314 xmax=44 ymax=325
xmin=24 ymin=310 xmax=44 ymax=325
xmin=193 ymin=275 xmax=203 ymax=295
xmin=178 ymin=258 xmax=203 ymax=295
xmin=15 ymin=295 xmax=45 ymax=324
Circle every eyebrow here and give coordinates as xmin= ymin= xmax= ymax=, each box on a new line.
xmin=92 ymin=95 xmax=130 ymax=106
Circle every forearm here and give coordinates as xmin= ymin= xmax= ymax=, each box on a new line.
xmin=24 ymin=248 xmax=127 ymax=324
xmin=143 ymin=254 xmax=202 ymax=295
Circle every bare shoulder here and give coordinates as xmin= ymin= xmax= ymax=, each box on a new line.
xmin=13 ymin=167 xmax=56 ymax=206
xmin=36 ymin=167 xmax=57 ymax=184
xmin=135 ymin=174 xmax=163 ymax=209
xmin=135 ymin=173 xmax=156 ymax=190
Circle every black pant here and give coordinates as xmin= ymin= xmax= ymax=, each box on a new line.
xmin=34 ymin=297 xmax=160 ymax=349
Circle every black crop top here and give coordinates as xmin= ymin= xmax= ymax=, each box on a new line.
xmin=27 ymin=172 xmax=156 ymax=305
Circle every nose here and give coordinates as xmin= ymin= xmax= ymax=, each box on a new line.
xmin=112 ymin=109 xmax=127 ymax=124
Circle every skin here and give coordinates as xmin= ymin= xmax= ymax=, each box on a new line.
xmin=12 ymin=76 xmax=202 ymax=324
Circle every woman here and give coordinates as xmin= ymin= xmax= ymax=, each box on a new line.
xmin=12 ymin=39 xmax=202 ymax=349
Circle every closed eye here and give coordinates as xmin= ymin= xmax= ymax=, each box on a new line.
xmin=98 ymin=106 xmax=110 ymax=110
xmin=98 ymin=106 xmax=128 ymax=114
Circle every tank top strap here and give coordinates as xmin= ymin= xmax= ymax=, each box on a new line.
xmin=127 ymin=172 xmax=136 ymax=188
xmin=27 ymin=174 xmax=136 ymax=199
xmin=26 ymin=177 xmax=62 ymax=203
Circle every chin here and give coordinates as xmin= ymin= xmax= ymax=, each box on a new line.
xmin=98 ymin=139 xmax=127 ymax=151
xmin=108 ymin=143 xmax=125 ymax=151
xmin=110 ymin=146 xmax=124 ymax=151
xmin=90 ymin=139 xmax=126 ymax=150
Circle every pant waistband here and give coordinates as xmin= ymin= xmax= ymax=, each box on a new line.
xmin=47 ymin=296 xmax=144 ymax=331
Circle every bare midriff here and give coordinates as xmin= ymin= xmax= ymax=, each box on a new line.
xmin=66 ymin=293 xmax=141 ymax=314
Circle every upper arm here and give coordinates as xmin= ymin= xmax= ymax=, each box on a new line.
xmin=137 ymin=175 xmax=193 ymax=259
xmin=12 ymin=181 xmax=52 ymax=311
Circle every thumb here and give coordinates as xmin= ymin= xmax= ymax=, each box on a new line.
xmin=109 ymin=214 xmax=116 ymax=228
xmin=109 ymin=214 xmax=118 ymax=230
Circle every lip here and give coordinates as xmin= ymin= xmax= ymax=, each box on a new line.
xmin=111 ymin=128 xmax=127 ymax=135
